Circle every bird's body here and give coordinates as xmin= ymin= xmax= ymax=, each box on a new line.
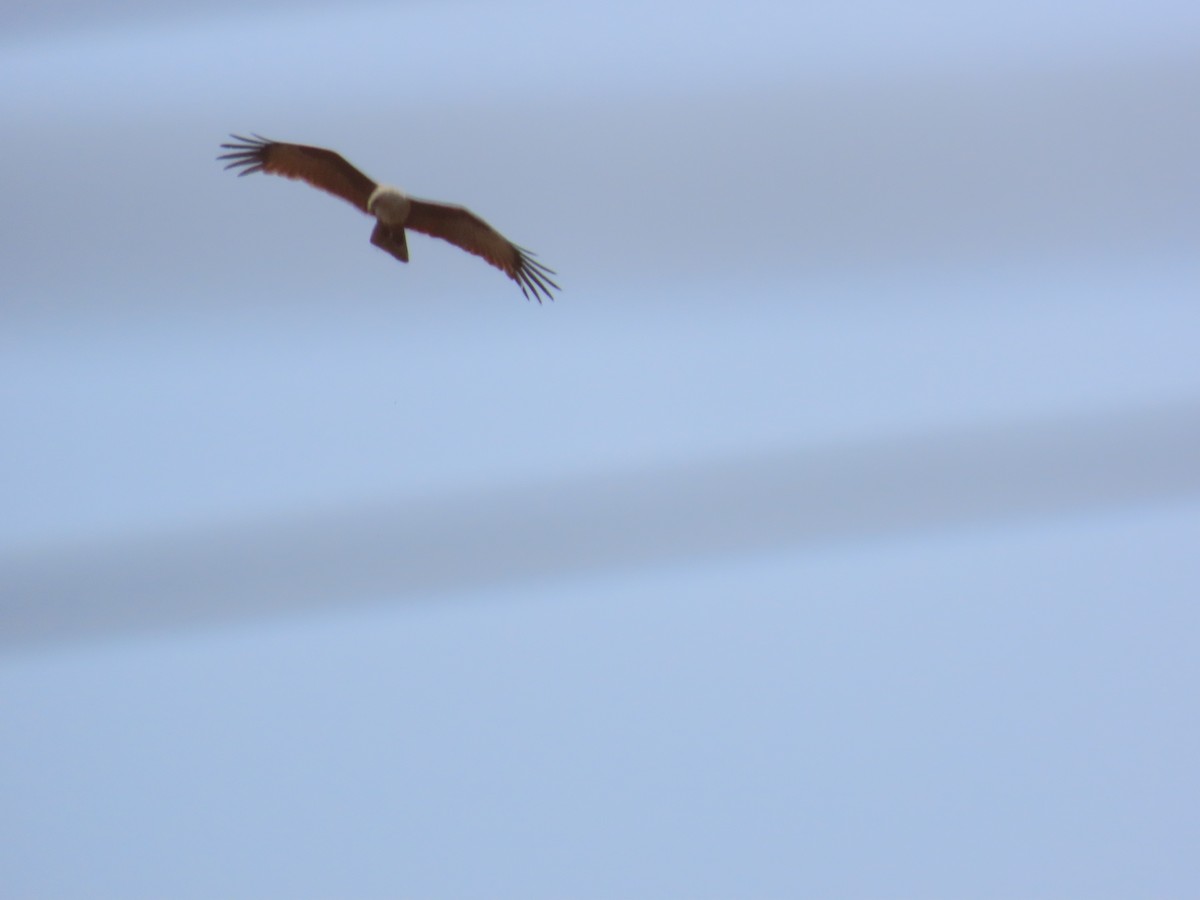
xmin=218 ymin=135 xmax=558 ymax=302
xmin=367 ymin=186 xmax=413 ymax=263
xmin=369 ymin=186 xmax=412 ymax=226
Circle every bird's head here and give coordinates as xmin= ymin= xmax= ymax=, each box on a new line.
xmin=367 ymin=185 xmax=411 ymax=225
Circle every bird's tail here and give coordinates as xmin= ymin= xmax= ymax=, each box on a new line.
xmin=370 ymin=221 xmax=409 ymax=263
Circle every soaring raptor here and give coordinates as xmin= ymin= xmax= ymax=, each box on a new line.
xmin=219 ymin=135 xmax=558 ymax=302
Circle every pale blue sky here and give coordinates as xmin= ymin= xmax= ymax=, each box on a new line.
xmin=2 ymin=1 xmax=1199 ymax=896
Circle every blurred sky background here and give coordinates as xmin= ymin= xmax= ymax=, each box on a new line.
xmin=2 ymin=0 xmax=1199 ymax=896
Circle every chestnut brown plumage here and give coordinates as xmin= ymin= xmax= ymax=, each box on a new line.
xmin=218 ymin=135 xmax=558 ymax=302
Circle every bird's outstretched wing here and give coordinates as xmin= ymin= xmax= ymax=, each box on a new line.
xmin=405 ymin=199 xmax=560 ymax=303
xmin=218 ymin=135 xmax=377 ymax=214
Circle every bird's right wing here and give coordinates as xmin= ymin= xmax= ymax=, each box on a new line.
xmin=219 ymin=135 xmax=377 ymax=214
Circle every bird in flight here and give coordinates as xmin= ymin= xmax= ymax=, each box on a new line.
xmin=218 ymin=135 xmax=558 ymax=302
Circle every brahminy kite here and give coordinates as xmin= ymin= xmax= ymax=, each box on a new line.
xmin=219 ymin=135 xmax=558 ymax=302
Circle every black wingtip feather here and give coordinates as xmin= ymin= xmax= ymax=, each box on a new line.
xmin=218 ymin=134 xmax=275 ymax=176
xmin=512 ymin=249 xmax=559 ymax=302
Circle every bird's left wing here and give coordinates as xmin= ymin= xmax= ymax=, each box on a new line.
xmin=405 ymin=199 xmax=559 ymax=303
xmin=219 ymin=135 xmax=377 ymax=214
